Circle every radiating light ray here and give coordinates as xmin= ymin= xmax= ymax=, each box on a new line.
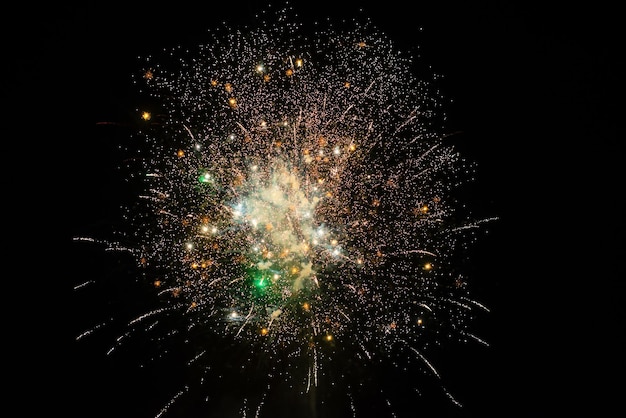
xmin=155 ymin=387 xmax=188 ymax=418
xmin=466 ymin=332 xmax=490 ymax=347
xmin=73 ymin=280 xmax=94 ymax=290
xmin=75 ymin=322 xmax=106 ymax=341
xmin=403 ymin=341 xmax=441 ymax=379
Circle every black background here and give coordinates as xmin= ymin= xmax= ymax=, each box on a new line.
xmin=17 ymin=1 xmax=623 ymax=417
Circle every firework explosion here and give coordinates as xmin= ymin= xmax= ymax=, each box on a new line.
xmin=75 ymin=6 xmax=494 ymax=418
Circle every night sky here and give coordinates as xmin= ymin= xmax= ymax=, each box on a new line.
xmin=23 ymin=1 xmax=623 ymax=417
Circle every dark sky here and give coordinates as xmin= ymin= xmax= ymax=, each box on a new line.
xmin=23 ymin=1 xmax=623 ymax=417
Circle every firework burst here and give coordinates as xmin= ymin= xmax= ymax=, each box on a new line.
xmin=75 ymin=6 xmax=495 ymax=418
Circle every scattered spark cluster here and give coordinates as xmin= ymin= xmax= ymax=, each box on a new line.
xmin=75 ymin=6 xmax=494 ymax=418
